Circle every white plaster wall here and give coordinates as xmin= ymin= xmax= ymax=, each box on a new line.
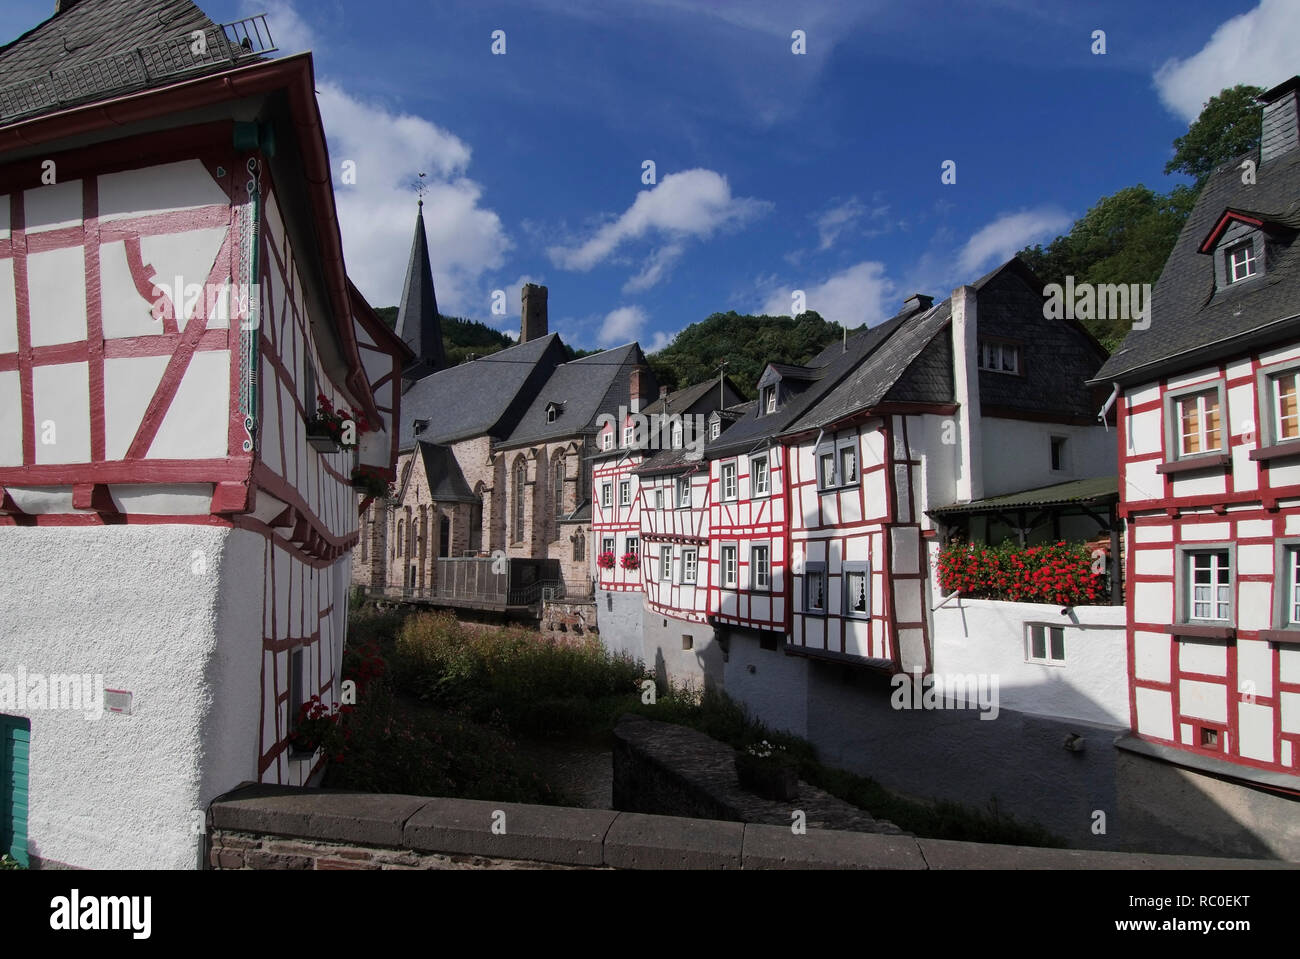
xmin=0 ymin=525 xmax=266 ymax=870
xmin=931 ymin=598 xmax=1128 ymax=725
xmin=980 ymin=418 xmax=1117 ymax=498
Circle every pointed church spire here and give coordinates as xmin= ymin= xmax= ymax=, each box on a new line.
xmin=395 ymin=194 xmax=445 ymax=382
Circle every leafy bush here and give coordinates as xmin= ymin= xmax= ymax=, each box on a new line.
xmin=391 ymin=612 xmax=649 ymax=737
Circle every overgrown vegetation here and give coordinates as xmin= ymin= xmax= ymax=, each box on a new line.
xmin=0 ymin=853 xmax=24 ymax=870
xmin=647 ymin=310 xmax=845 ymax=397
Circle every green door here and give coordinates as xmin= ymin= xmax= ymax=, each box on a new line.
xmin=1 ymin=715 xmax=29 ymax=867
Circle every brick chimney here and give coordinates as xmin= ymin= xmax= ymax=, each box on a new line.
xmin=1260 ymin=76 xmax=1300 ymax=165
xmin=521 ymin=284 xmax=548 ymax=343
xmin=629 ymin=366 xmax=647 ymax=412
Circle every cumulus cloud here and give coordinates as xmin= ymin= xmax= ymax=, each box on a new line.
xmin=549 ymin=169 xmax=770 ymax=286
xmin=623 ymin=243 xmax=686 ymax=294
xmin=1153 ymin=0 xmax=1300 ymax=122
xmin=317 ymin=82 xmax=511 ymax=313
xmin=955 ymin=207 xmax=1071 ymax=277
xmin=760 ymin=261 xmax=896 ymax=329
xmin=598 ymin=306 xmax=649 ymax=347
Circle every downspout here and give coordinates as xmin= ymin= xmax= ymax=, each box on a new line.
xmin=1098 ymin=382 xmax=1120 ymax=432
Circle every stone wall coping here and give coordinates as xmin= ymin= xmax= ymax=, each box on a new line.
xmin=209 ymin=783 xmax=1296 ymax=870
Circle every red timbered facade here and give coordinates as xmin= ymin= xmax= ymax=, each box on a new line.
xmin=1095 ymin=78 xmax=1300 ymax=781
xmin=0 ymin=0 xmax=403 ymax=868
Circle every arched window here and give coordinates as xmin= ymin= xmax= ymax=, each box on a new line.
xmin=553 ymin=455 xmax=565 ymax=522
xmin=512 ymin=460 xmax=526 ymax=543
xmin=396 ymin=519 xmax=404 ymax=558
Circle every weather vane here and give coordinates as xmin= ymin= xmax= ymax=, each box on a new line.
xmin=416 ymin=171 xmax=427 ymax=209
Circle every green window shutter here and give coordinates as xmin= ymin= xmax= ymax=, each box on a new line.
xmin=1 ymin=716 xmax=30 ymax=867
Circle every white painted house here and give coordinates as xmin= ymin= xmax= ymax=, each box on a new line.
xmin=0 ymin=0 xmax=405 ymax=868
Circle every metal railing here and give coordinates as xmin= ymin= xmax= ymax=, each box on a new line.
xmin=0 ymin=14 xmax=277 ymax=125
xmin=359 ymin=574 xmax=595 ymax=610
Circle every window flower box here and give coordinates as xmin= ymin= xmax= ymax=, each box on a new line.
xmin=619 ymin=552 xmax=640 ymax=571
xmin=308 ymin=393 xmax=371 ymax=453
xmin=596 ymin=551 xmax=616 ymax=570
xmin=936 ymin=539 xmax=1108 ymax=606
xmin=351 ymin=465 xmax=392 ymax=499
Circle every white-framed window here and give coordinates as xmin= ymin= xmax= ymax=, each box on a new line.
xmin=602 ymin=431 xmax=614 ymax=451
xmin=710 ymin=420 xmax=720 ymax=440
xmin=1177 ymin=390 xmax=1223 ymax=456
xmin=838 ymin=443 xmax=858 ymax=486
xmin=751 ymin=544 xmax=770 ymax=591
xmin=721 ymin=545 xmax=737 ymax=588
xmin=818 ymin=449 xmax=836 ymax=490
xmin=1163 ymin=381 xmax=1227 ymax=462
xmin=660 ymin=545 xmax=673 ymax=581
xmin=602 ymin=536 xmax=615 ymax=557
xmin=624 ymin=423 xmax=635 ymax=448
xmin=843 ymin=561 xmax=870 ymax=618
xmin=979 ymin=340 xmax=1021 ymax=374
xmin=619 ymin=480 xmax=630 ymax=506
xmin=626 ymin=536 xmax=639 ymax=558
xmin=752 ymin=455 xmax=769 ymax=496
xmin=655 ymin=488 xmax=664 ymax=510
xmin=601 ymin=483 xmax=612 ymax=508
xmin=1026 ymin=624 xmax=1065 ymax=664
xmin=1227 ymin=242 xmax=1257 ymax=283
xmin=547 ymin=405 xmax=557 ymax=423
xmin=682 ymin=548 xmax=698 ymax=584
xmin=1177 ymin=546 xmax=1233 ymax=624
xmin=677 ymin=476 xmax=691 ymax=508
xmin=722 ymin=462 xmax=738 ymax=500
xmin=671 ymin=422 xmax=683 ymax=448
xmin=763 ymin=386 xmax=777 ymax=414
xmin=805 ymin=562 xmax=826 ymax=614
xmin=1258 ymin=361 xmax=1300 ymax=448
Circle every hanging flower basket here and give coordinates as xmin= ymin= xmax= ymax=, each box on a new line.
xmin=596 ymin=551 xmax=616 ymax=570
xmin=619 ymin=552 xmax=640 ymax=571
xmin=308 ymin=393 xmax=370 ymax=452
xmin=351 ymin=464 xmax=392 ymax=499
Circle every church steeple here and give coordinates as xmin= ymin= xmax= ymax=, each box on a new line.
xmin=395 ymin=198 xmax=445 ymax=383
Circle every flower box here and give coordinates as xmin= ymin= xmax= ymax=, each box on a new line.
xmin=936 ymin=539 xmax=1108 ymax=606
xmin=596 ymin=551 xmax=616 ymax=570
xmin=308 ymin=393 xmax=371 ymax=452
xmin=351 ymin=465 xmax=392 ymax=499
xmin=619 ymin=552 xmax=640 ymax=571
xmin=306 ymin=429 xmax=341 ymax=453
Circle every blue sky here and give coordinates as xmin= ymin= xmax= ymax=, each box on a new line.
xmin=2 ymin=0 xmax=1297 ymax=352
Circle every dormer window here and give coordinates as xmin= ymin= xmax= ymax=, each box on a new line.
xmin=763 ymin=386 xmax=777 ymax=415
xmin=546 ymin=402 xmax=561 ymax=423
xmin=602 ymin=431 xmax=613 ymax=451
xmin=1227 ymin=242 xmax=1257 ymax=283
xmin=413 ymin=418 xmax=429 ymax=436
xmin=709 ymin=418 xmax=720 ymax=440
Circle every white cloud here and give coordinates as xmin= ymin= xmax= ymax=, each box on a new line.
xmin=599 ymin=306 xmax=649 ymax=347
xmin=646 ymin=328 xmax=679 ymax=352
xmin=317 ymin=82 xmax=511 ymax=313
xmin=242 ymin=0 xmax=318 ymax=55
xmin=760 ymin=261 xmax=896 ymax=328
xmin=623 ymin=243 xmax=685 ymax=294
xmin=955 ymin=207 xmax=1071 ymax=277
xmin=549 ymin=169 xmax=770 ymax=280
xmin=1154 ymin=0 xmax=1300 ymax=122
xmin=816 ymin=196 xmax=866 ymax=250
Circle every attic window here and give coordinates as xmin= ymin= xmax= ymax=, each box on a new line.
xmin=546 ymin=403 xmax=561 ymax=423
xmin=1227 ymin=242 xmax=1257 ymax=283
xmin=413 ymin=419 xmax=429 ymax=436
xmin=979 ymin=340 xmax=1021 ymax=375
xmin=763 ymin=386 xmax=777 ymax=415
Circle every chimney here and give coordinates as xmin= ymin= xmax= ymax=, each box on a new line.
xmin=630 ymin=366 xmax=646 ymax=412
xmin=1260 ymin=76 xmax=1300 ymax=165
xmin=950 ymin=285 xmax=983 ymax=504
xmin=904 ymin=293 xmax=934 ymax=314
xmin=521 ymin=284 xmax=548 ymax=343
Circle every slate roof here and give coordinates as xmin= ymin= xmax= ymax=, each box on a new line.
xmin=499 ymin=342 xmax=652 ymax=449
xmin=398 ymin=333 xmax=566 ymax=449
xmin=929 ymin=476 xmax=1119 ymax=514
xmin=642 ymin=376 xmax=741 ymax=417
xmin=395 ymin=204 xmax=445 ymax=379
xmin=403 ymin=441 xmax=476 ymax=504
xmin=705 ymin=313 xmax=913 ymax=458
xmin=1093 ymin=136 xmax=1300 ymax=384
xmin=634 ymin=444 xmax=707 ymax=476
xmin=0 ymin=0 xmax=259 ymax=127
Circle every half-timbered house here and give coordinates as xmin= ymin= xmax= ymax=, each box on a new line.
xmin=1092 ymin=75 xmax=1300 ymax=784
xmin=0 ymin=0 xmax=404 ymax=868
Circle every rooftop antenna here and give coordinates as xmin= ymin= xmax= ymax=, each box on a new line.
xmin=843 ymin=325 xmax=847 ymax=353
xmin=714 ymin=360 xmax=729 ymax=410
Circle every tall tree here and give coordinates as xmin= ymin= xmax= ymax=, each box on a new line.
xmin=1165 ymin=84 xmax=1265 ymax=188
